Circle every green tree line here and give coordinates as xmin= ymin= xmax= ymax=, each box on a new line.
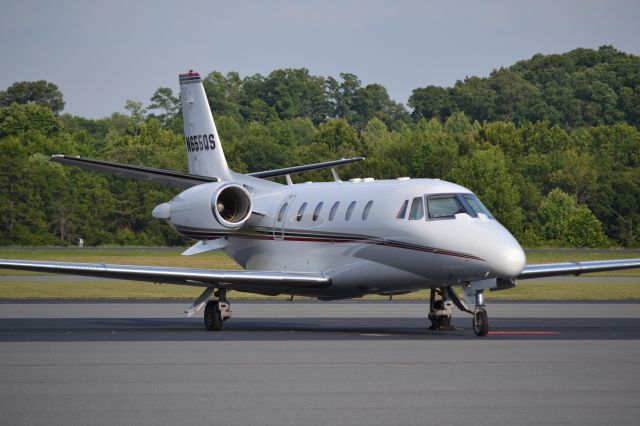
xmin=409 ymin=46 xmax=640 ymax=128
xmin=1 ymin=46 xmax=639 ymax=248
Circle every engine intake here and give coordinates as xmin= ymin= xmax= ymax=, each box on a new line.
xmin=212 ymin=184 xmax=252 ymax=228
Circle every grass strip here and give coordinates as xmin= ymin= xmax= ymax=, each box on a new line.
xmin=1 ymin=248 xmax=640 ymax=300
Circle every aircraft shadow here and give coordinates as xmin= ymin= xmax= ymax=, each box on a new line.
xmin=1 ymin=317 xmax=639 ymax=342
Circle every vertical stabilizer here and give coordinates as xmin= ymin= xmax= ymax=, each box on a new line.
xmin=179 ymin=71 xmax=232 ymax=180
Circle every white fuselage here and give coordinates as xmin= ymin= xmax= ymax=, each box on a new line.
xmin=173 ymin=177 xmax=526 ymax=299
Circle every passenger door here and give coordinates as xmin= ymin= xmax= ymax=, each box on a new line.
xmin=273 ymin=194 xmax=296 ymax=240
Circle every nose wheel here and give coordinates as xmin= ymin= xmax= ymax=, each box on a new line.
xmin=471 ymin=290 xmax=489 ymax=337
xmin=473 ymin=308 xmax=489 ymax=336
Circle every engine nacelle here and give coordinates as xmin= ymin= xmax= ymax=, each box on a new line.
xmin=152 ymin=182 xmax=253 ymax=235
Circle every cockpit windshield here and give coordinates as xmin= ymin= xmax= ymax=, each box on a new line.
xmin=427 ymin=195 xmax=466 ymax=219
xmin=425 ymin=193 xmax=494 ymax=220
xmin=462 ymin=194 xmax=494 ymax=219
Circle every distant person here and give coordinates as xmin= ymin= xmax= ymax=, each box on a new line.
xmin=76 ymin=238 xmax=84 ymax=247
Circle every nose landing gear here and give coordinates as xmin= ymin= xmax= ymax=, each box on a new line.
xmin=428 ymin=287 xmax=491 ymax=337
xmin=473 ymin=308 xmax=489 ymax=336
xmin=471 ymin=291 xmax=489 ymax=337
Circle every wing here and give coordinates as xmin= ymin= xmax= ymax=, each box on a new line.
xmin=518 ymin=259 xmax=640 ymax=280
xmin=248 ymin=157 xmax=364 ymax=178
xmin=50 ymin=155 xmax=218 ymax=188
xmin=0 ymin=259 xmax=331 ymax=290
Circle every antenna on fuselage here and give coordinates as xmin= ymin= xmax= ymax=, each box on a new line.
xmin=285 ymin=174 xmax=293 ymax=186
xmin=331 ymin=168 xmax=341 ymax=183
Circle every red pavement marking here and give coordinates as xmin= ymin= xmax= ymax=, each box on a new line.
xmin=488 ymin=331 xmax=561 ymax=335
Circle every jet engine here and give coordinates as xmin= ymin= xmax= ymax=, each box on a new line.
xmin=211 ymin=184 xmax=253 ymax=228
xmin=152 ymin=182 xmax=253 ymax=233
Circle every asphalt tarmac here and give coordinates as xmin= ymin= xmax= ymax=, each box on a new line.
xmin=1 ymin=301 xmax=639 ymax=425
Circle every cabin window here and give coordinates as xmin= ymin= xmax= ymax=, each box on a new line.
xmin=396 ymin=200 xmax=408 ymax=219
xmin=313 ymin=202 xmax=324 ymax=221
xmin=362 ymin=200 xmax=373 ymax=220
xmin=428 ymin=195 xmax=465 ymax=219
xmin=345 ymin=201 xmax=356 ymax=221
xmin=296 ymin=202 xmax=307 ymax=222
xmin=462 ymin=194 xmax=494 ymax=219
xmin=329 ymin=202 xmax=340 ymax=221
xmin=408 ymin=197 xmax=424 ymax=220
xmin=277 ymin=202 xmax=288 ymax=222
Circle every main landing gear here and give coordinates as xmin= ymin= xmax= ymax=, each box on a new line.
xmin=428 ymin=287 xmax=489 ymax=337
xmin=204 ymin=289 xmax=232 ymax=331
xmin=183 ymin=288 xmax=232 ymax=331
xmin=428 ymin=288 xmax=457 ymax=331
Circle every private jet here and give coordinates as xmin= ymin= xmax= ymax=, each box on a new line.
xmin=2 ymin=70 xmax=639 ymax=336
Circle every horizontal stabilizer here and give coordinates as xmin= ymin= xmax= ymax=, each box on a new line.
xmin=249 ymin=157 xmax=365 ymax=179
xmin=181 ymin=239 xmax=228 ymax=256
xmin=0 ymin=259 xmax=331 ymax=289
xmin=518 ymin=259 xmax=640 ymax=279
xmin=50 ymin=155 xmax=218 ymax=188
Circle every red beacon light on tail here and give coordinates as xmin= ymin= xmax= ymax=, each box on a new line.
xmin=179 ymin=69 xmax=201 ymax=79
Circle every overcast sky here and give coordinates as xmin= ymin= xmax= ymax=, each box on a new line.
xmin=1 ymin=0 xmax=638 ymax=118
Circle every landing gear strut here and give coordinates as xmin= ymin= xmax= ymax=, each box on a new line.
xmin=204 ymin=289 xmax=232 ymax=331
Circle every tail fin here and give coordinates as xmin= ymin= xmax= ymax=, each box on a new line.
xmin=179 ymin=70 xmax=231 ymax=180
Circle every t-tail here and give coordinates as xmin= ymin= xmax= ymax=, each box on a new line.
xmin=179 ymin=70 xmax=232 ymax=180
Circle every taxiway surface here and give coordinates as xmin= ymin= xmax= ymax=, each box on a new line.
xmin=1 ymin=301 xmax=639 ymax=425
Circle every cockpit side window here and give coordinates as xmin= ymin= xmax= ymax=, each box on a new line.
xmin=396 ymin=200 xmax=408 ymax=219
xmin=408 ymin=197 xmax=424 ymax=220
xmin=427 ymin=195 xmax=465 ymax=219
xmin=462 ymin=194 xmax=494 ymax=219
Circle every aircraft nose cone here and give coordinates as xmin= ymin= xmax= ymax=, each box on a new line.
xmin=492 ymin=241 xmax=526 ymax=278
xmin=152 ymin=202 xmax=171 ymax=220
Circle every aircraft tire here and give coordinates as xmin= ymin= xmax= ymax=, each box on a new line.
xmin=428 ymin=300 xmax=451 ymax=329
xmin=204 ymin=300 xmax=223 ymax=331
xmin=436 ymin=315 xmax=451 ymax=328
xmin=473 ymin=309 xmax=489 ymax=337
